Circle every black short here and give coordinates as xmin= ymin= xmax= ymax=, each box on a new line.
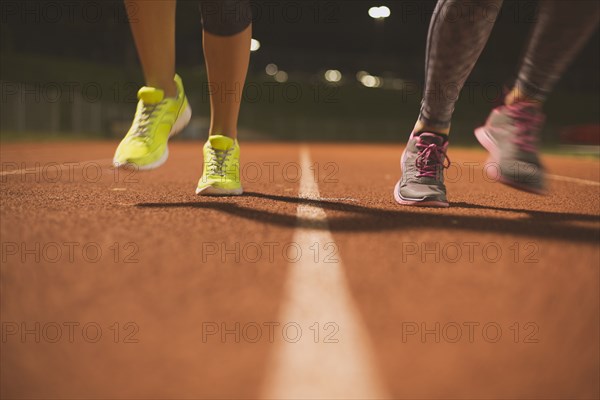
xmin=199 ymin=0 xmax=252 ymax=36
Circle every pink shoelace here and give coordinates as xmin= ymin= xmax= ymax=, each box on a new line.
xmin=415 ymin=139 xmax=450 ymax=178
xmin=504 ymin=103 xmax=544 ymax=153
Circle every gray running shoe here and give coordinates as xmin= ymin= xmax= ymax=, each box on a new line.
xmin=475 ymin=103 xmax=546 ymax=194
xmin=394 ymin=132 xmax=450 ymax=207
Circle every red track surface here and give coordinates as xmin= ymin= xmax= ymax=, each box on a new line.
xmin=1 ymin=141 xmax=599 ymax=399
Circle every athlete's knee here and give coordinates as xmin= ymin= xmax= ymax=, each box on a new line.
xmin=199 ymin=0 xmax=252 ymax=36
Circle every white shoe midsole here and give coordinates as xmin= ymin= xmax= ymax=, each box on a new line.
xmin=170 ymin=104 xmax=192 ymax=138
xmin=195 ymin=185 xmax=244 ymax=196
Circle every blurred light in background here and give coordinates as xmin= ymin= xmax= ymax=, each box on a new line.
xmin=265 ymin=63 xmax=278 ymax=76
xmin=324 ymin=69 xmax=342 ymax=83
xmin=250 ymin=39 xmax=261 ymax=52
xmin=368 ymin=6 xmax=391 ymax=19
xmin=360 ymin=74 xmax=382 ymax=88
xmin=274 ymin=71 xmax=288 ymax=83
xmin=356 ymin=71 xmax=369 ymax=80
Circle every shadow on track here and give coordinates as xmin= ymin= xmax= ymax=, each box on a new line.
xmin=137 ymin=192 xmax=600 ymax=244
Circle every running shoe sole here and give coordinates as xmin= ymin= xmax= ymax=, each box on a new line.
xmin=393 ymin=180 xmax=449 ymax=207
xmin=195 ymin=186 xmax=244 ymax=196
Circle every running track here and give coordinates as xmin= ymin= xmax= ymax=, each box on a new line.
xmin=1 ymin=141 xmax=599 ymax=399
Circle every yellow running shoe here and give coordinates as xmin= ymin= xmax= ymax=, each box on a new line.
xmin=196 ymin=135 xmax=243 ymax=196
xmin=113 ymin=74 xmax=192 ymax=170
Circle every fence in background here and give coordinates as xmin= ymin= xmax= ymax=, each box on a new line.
xmin=0 ymin=80 xmax=405 ymax=141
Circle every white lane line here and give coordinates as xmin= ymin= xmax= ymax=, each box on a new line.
xmin=547 ymin=174 xmax=600 ymax=187
xmin=0 ymin=159 xmax=113 ymax=177
xmin=261 ymin=146 xmax=388 ymax=400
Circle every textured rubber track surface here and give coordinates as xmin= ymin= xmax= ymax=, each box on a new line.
xmin=1 ymin=141 xmax=598 ymax=399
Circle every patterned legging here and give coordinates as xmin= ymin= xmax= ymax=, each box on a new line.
xmin=419 ymin=0 xmax=599 ymax=129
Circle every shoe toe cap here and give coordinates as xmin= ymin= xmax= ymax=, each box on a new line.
xmin=399 ymin=182 xmax=447 ymax=202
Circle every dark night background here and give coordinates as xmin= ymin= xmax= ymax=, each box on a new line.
xmin=1 ymin=0 xmax=599 ymax=144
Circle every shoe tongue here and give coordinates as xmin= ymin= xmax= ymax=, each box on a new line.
xmin=418 ymin=132 xmax=446 ymax=145
xmin=137 ymin=87 xmax=164 ymax=104
xmin=209 ymin=135 xmax=234 ymax=151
